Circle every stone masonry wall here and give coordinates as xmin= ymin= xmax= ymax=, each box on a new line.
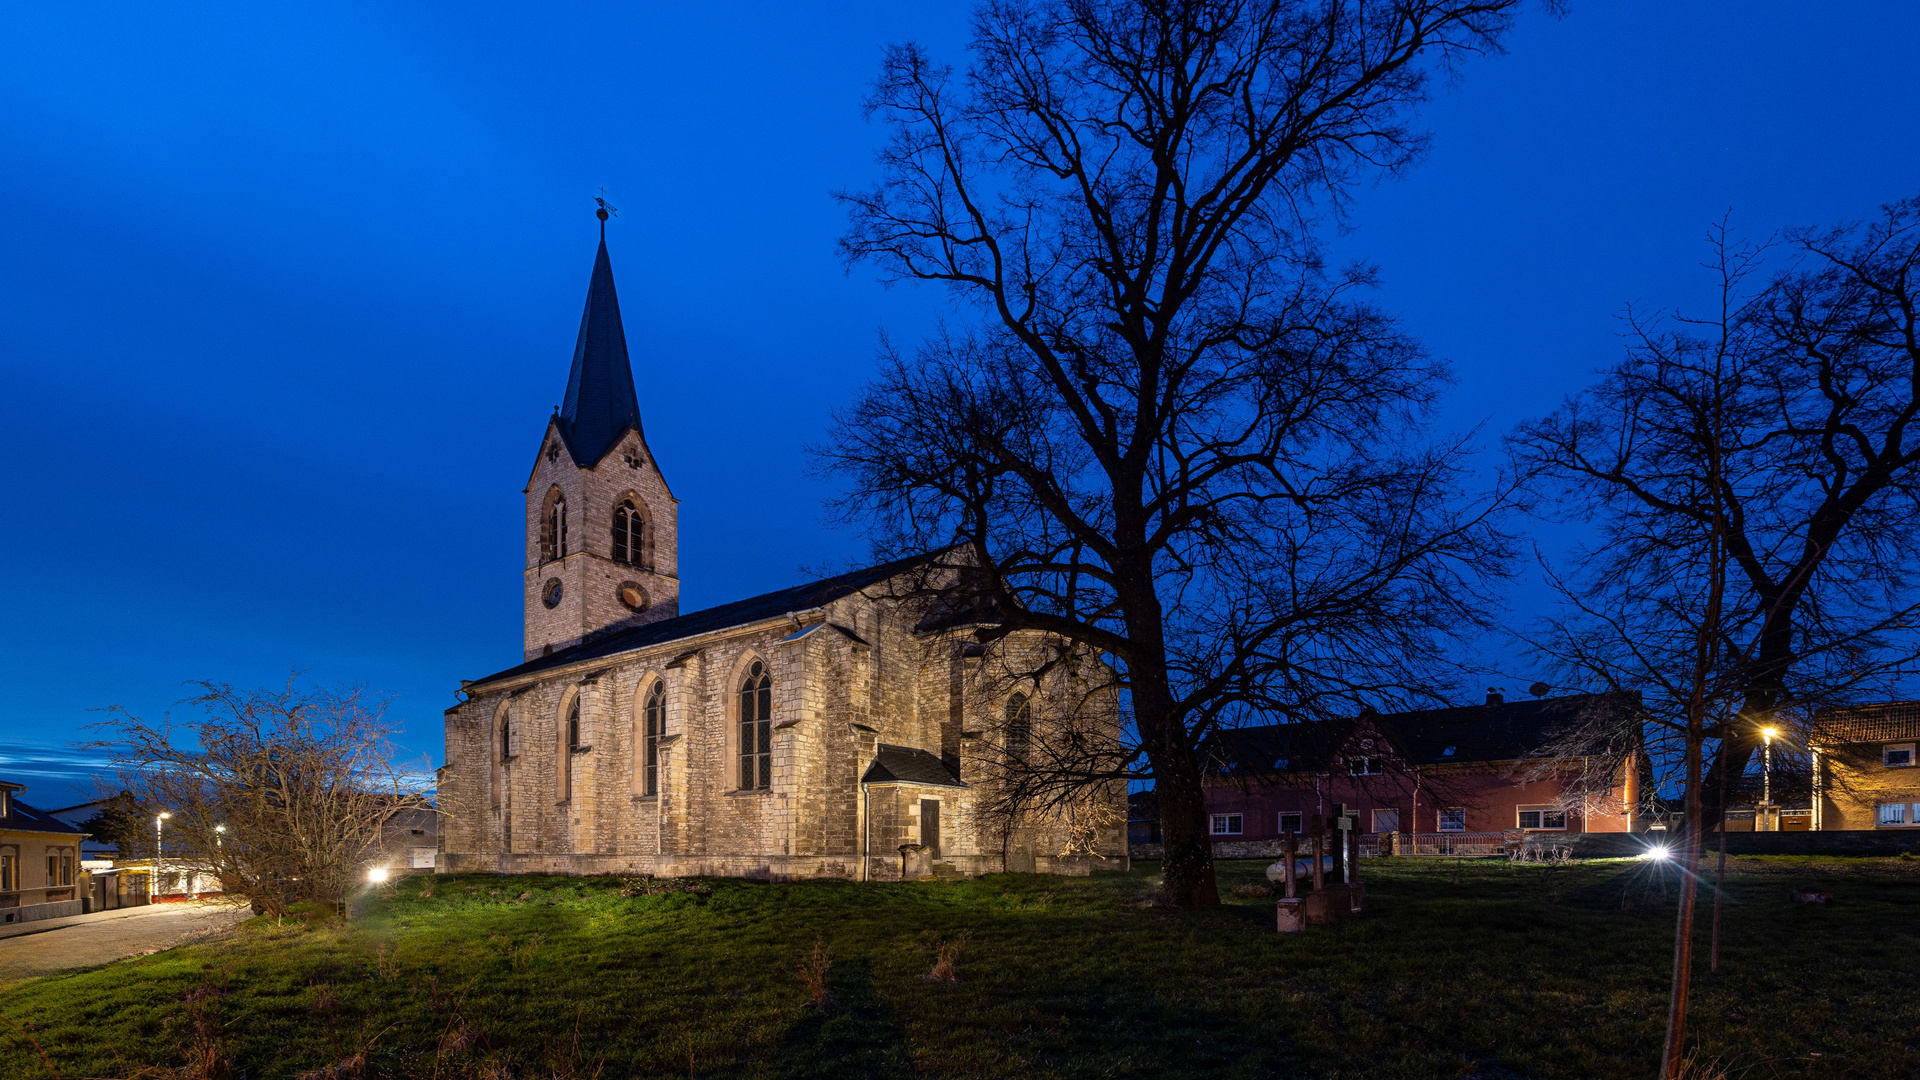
xmin=523 ymin=424 xmax=680 ymax=659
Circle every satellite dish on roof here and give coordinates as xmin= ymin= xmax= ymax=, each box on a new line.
xmin=1530 ymin=682 xmax=1552 ymax=698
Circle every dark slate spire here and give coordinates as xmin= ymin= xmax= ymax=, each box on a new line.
xmin=557 ymin=211 xmax=642 ymax=467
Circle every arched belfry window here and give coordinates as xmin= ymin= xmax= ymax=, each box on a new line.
xmin=738 ymin=660 xmax=772 ymax=790
xmin=612 ymin=498 xmax=652 ymax=570
xmin=541 ymin=490 xmax=569 ymax=562
xmin=1005 ymin=693 xmax=1033 ymax=764
xmin=643 ymin=681 xmax=665 ymax=796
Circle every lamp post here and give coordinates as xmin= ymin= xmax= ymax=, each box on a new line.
xmin=154 ymin=812 xmax=171 ymax=896
xmin=1759 ymin=726 xmax=1779 ymax=831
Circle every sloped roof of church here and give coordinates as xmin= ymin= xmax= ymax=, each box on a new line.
xmin=468 ymin=554 xmax=935 ymax=690
xmin=861 ymin=744 xmax=965 ymax=787
xmin=555 ymin=231 xmax=643 ymax=468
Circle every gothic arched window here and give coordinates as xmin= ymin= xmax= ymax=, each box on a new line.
xmin=612 ymin=499 xmax=652 ymax=569
xmin=1005 ymin=693 xmax=1033 ymax=764
xmin=561 ymin=696 xmax=581 ymax=800
xmin=643 ymin=681 xmax=665 ymax=797
xmin=541 ymin=490 xmax=569 ymax=562
xmin=738 ymin=660 xmax=772 ymax=790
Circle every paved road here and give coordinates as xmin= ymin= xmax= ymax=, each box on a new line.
xmin=0 ymin=902 xmax=249 ymax=985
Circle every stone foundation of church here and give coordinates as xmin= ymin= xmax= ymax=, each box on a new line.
xmin=436 ymin=850 xmax=1125 ymax=882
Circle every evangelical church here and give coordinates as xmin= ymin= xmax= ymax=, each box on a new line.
xmin=436 ymin=218 xmax=1127 ymax=881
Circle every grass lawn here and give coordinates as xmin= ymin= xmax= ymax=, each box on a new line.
xmin=2 ymin=856 xmax=1917 ymax=1079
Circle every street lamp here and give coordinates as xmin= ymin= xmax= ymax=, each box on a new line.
xmin=154 ymin=812 xmax=171 ymax=896
xmin=1761 ymin=726 xmax=1778 ymax=807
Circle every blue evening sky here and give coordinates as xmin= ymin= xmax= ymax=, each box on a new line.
xmin=3 ymin=3 xmax=1916 ymax=806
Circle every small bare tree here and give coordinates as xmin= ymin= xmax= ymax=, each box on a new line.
xmin=91 ymin=676 xmax=433 ymax=917
xmin=1516 ymin=198 xmax=1920 ymax=836
xmin=827 ymin=0 xmax=1524 ymax=908
xmin=1514 ymin=217 xmax=1920 ymax=1079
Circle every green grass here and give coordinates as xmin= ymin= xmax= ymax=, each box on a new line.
xmin=3 ymin=856 xmax=1917 ymax=1078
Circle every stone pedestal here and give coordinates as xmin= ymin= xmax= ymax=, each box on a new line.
xmin=899 ymin=844 xmax=932 ymax=881
xmin=1275 ymin=897 xmax=1305 ymax=933
xmin=1301 ymin=889 xmax=1341 ymax=926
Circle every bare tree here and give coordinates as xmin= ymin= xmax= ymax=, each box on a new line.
xmin=91 ymin=677 xmax=433 ymax=917
xmin=827 ymin=0 xmax=1522 ymax=906
xmin=1516 ymin=199 xmax=1920 ymax=835
xmin=1514 ymin=217 xmax=1920 ymax=1079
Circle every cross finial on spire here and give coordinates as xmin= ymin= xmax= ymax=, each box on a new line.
xmin=594 ymin=190 xmax=618 ymax=238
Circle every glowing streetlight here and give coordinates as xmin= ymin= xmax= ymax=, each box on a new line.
xmin=1642 ymin=845 xmax=1672 ymax=861
xmin=1761 ymin=726 xmax=1779 ymax=810
xmin=367 ymin=866 xmax=389 ymax=884
xmin=154 ymin=812 xmax=171 ymax=895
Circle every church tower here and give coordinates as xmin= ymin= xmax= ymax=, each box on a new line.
xmin=522 ymin=211 xmax=679 ymax=659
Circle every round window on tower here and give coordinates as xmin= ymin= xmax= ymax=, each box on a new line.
xmin=618 ymin=581 xmax=649 ymax=613
xmin=542 ymin=578 xmax=564 ymax=609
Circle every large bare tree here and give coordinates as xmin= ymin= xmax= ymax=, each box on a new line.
xmin=92 ymin=677 xmax=433 ymax=917
xmin=827 ymin=0 xmax=1521 ymax=906
xmin=1515 ymin=199 xmax=1920 ymax=835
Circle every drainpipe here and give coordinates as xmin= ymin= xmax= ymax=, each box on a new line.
xmin=859 ymin=779 xmax=870 ymax=882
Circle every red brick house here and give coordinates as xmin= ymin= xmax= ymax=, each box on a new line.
xmin=1197 ymin=692 xmax=1644 ymax=849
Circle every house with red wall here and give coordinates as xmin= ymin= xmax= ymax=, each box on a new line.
xmin=1197 ymin=692 xmax=1644 ymax=848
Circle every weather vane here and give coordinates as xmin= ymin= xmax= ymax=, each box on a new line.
xmin=595 ymin=189 xmax=619 ymax=227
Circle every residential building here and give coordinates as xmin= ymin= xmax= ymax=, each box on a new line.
xmin=1198 ymin=692 xmax=1643 ymax=847
xmin=1 ymin=780 xmax=89 ymax=924
xmin=1810 ymin=702 xmax=1920 ymax=831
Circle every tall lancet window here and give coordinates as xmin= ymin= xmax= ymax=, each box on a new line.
xmin=561 ymin=697 xmax=581 ymax=800
xmin=1005 ymin=693 xmax=1033 ymax=764
xmin=542 ymin=491 xmax=569 ymax=562
xmin=738 ymin=660 xmax=772 ymax=790
xmin=613 ymin=499 xmax=652 ymax=570
xmin=643 ymin=682 xmax=665 ymax=796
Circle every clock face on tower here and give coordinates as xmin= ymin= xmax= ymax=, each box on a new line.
xmin=618 ymin=581 xmax=649 ymax=612
xmin=542 ymin=578 xmax=564 ymax=609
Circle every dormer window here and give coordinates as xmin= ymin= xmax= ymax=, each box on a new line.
xmin=1442 ymin=746 xmax=1457 ymax=757
xmin=1885 ymin=743 xmax=1915 ymax=768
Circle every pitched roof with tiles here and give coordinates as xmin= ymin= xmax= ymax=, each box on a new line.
xmin=1811 ymin=702 xmax=1920 ymax=745
xmin=468 ymin=554 xmax=934 ymax=690
xmin=861 ymin=744 xmax=966 ymax=787
xmin=1199 ymin=692 xmax=1639 ymax=778
xmin=0 ymin=789 xmax=85 ymax=837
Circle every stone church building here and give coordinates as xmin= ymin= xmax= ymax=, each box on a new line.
xmin=436 ymin=223 xmax=1126 ymax=881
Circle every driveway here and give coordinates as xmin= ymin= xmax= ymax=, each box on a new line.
xmin=0 ymin=901 xmax=249 ymax=985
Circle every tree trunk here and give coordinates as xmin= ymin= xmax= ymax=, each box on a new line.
xmin=1660 ymin=730 xmax=1706 ymax=1077
xmin=1147 ymin=735 xmax=1218 ymax=907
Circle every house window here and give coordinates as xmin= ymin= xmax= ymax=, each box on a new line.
xmin=1517 ymin=806 xmax=1568 ymax=831
xmin=1438 ymin=809 xmax=1467 ymax=832
xmin=643 ymin=682 xmax=664 ymax=796
xmin=1278 ymin=812 xmax=1303 ymax=834
xmin=1348 ymin=756 xmax=1385 ymax=776
xmin=1004 ymin=693 xmax=1032 ymax=764
xmin=612 ymin=499 xmax=652 ymax=569
xmin=738 ymin=660 xmax=772 ymax=790
xmin=1878 ymin=802 xmax=1910 ymax=827
xmin=46 ymin=849 xmax=73 ymax=887
xmin=1210 ymin=814 xmax=1243 ymax=836
xmin=541 ymin=490 xmax=568 ymax=562
xmin=0 ymin=848 xmax=15 ymax=892
xmin=1372 ymin=808 xmax=1401 ymax=833
xmin=1885 ymin=743 xmax=1915 ymax=768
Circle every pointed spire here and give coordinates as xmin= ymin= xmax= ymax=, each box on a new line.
xmin=557 ymin=213 xmax=642 ymax=467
